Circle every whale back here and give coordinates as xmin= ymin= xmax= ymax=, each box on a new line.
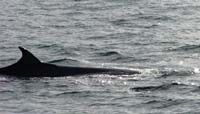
xmin=0 ymin=47 xmax=140 ymax=77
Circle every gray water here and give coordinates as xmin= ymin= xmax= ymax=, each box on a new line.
xmin=1 ymin=0 xmax=200 ymax=113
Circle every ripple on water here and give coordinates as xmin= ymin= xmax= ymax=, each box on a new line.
xmin=131 ymin=82 xmax=189 ymax=92
xmin=167 ymin=44 xmax=200 ymax=52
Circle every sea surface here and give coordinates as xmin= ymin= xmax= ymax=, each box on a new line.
xmin=0 ymin=0 xmax=200 ymax=114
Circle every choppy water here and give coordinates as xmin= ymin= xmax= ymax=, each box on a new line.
xmin=1 ymin=0 xmax=200 ymax=113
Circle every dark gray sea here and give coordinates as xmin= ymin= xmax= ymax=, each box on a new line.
xmin=1 ymin=0 xmax=200 ymax=114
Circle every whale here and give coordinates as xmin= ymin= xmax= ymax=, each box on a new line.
xmin=0 ymin=47 xmax=140 ymax=78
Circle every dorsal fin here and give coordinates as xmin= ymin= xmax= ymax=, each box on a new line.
xmin=16 ymin=47 xmax=41 ymax=65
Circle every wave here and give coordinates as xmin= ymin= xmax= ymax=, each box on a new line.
xmin=167 ymin=44 xmax=200 ymax=52
xmin=0 ymin=90 xmax=14 ymax=94
xmin=141 ymin=98 xmax=188 ymax=109
xmin=47 ymin=58 xmax=79 ymax=64
xmin=131 ymin=82 xmax=188 ymax=92
xmin=97 ymin=51 xmax=121 ymax=57
xmin=54 ymin=90 xmax=97 ymax=97
xmin=159 ymin=70 xmax=194 ymax=77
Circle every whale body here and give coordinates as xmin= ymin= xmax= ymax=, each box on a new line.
xmin=0 ymin=47 xmax=140 ymax=78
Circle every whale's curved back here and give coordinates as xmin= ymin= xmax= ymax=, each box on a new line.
xmin=0 ymin=47 xmax=140 ymax=77
xmin=0 ymin=47 xmax=43 ymax=76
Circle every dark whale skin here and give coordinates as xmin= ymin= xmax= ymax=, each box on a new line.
xmin=0 ymin=47 xmax=140 ymax=78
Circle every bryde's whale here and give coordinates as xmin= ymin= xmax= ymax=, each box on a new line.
xmin=0 ymin=47 xmax=140 ymax=78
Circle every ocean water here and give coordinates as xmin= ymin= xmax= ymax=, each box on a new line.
xmin=1 ymin=0 xmax=200 ymax=113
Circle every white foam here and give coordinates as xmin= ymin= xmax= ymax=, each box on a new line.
xmin=193 ymin=67 xmax=200 ymax=74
